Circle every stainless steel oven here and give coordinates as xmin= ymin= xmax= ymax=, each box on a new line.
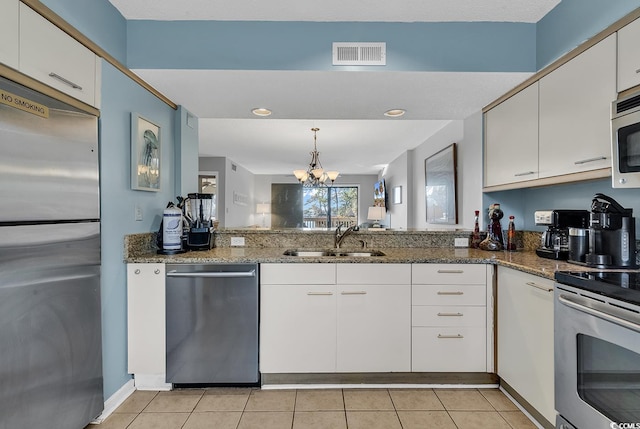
xmin=555 ymin=271 xmax=640 ymax=429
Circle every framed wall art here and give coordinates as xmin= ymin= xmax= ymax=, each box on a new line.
xmin=425 ymin=143 xmax=458 ymax=224
xmin=131 ymin=113 xmax=161 ymax=191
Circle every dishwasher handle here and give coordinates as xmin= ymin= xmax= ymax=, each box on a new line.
xmin=166 ymin=269 xmax=256 ymax=278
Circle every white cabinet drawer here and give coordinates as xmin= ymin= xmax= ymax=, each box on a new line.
xmin=337 ymin=263 xmax=410 ymax=284
xmin=412 ymin=284 xmax=486 ymax=306
xmin=412 ymin=326 xmax=486 ymax=372
xmin=260 ymin=263 xmax=336 ymax=284
xmin=19 ymin=4 xmax=99 ymax=107
xmin=412 ymin=305 xmax=486 ymax=327
xmin=412 ymin=264 xmax=487 ymax=285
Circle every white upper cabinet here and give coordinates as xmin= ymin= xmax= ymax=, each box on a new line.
xmin=484 ymin=82 xmax=539 ymax=187
xmin=538 ymin=34 xmax=616 ymax=178
xmin=0 ymin=0 xmax=19 ymax=69
xmin=618 ymin=17 xmax=640 ymax=92
xmin=19 ymin=3 xmax=100 ymax=107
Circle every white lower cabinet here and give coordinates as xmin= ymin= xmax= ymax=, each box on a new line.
xmin=126 ymin=263 xmax=171 ymax=390
xmin=260 ymin=283 xmax=337 ymax=373
xmin=260 ymin=263 xmax=411 ymax=373
xmin=336 ymin=264 xmax=411 ymax=372
xmin=497 ymin=267 xmax=555 ymax=426
xmin=411 ymin=264 xmax=492 ymax=372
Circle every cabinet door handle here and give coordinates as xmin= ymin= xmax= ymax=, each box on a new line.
xmin=514 ymin=171 xmax=536 ymax=177
xmin=154 ymin=269 xmax=160 ymax=275
xmin=134 ymin=269 xmax=141 ymax=275
xmin=635 ymin=68 xmax=640 ymax=74
xmin=437 ymin=312 xmax=464 ymax=317
xmin=48 ymin=72 xmax=83 ymax=90
xmin=525 ymin=281 xmax=553 ymax=292
xmin=437 ymin=291 xmax=464 ymax=295
xmin=438 ymin=334 xmax=464 ymax=339
xmin=307 ymin=292 xmax=333 ymax=296
xmin=574 ymin=156 xmax=606 ymax=165
xmin=437 ymin=269 xmax=464 ymax=274
xmin=341 ymin=291 xmax=367 ymax=295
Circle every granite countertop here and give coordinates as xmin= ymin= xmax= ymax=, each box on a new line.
xmin=126 ymin=246 xmax=594 ymax=280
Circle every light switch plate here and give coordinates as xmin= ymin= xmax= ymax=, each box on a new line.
xmin=454 ymin=237 xmax=469 ymax=247
xmin=230 ymin=237 xmax=245 ymax=246
xmin=134 ymin=204 xmax=143 ymax=221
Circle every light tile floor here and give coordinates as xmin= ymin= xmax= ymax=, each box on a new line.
xmin=89 ymin=387 xmax=540 ymax=429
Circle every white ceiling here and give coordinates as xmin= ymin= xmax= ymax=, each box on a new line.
xmin=111 ymin=0 xmax=560 ymax=176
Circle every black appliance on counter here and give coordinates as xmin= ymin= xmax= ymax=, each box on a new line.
xmin=583 ymin=193 xmax=637 ymax=268
xmin=534 ymin=209 xmax=590 ymax=260
xmin=554 ymin=270 xmax=640 ymax=429
xmin=186 ymin=193 xmax=215 ymax=251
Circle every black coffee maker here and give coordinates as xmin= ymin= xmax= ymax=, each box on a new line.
xmin=535 ymin=209 xmax=590 ymax=260
xmin=584 ymin=193 xmax=638 ymax=268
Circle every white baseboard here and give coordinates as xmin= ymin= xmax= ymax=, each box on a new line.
xmin=89 ymin=378 xmax=135 ymax=424
xmin=133 ymin=373 xmax=172 ymax=391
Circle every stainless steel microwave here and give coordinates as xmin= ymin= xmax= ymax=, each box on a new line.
xmin=612 ymin=91 xmax=640 ymax=188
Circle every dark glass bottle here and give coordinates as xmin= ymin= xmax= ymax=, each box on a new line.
xmin=506 ymin=215 xmax=517 ymax=251
xmin=471 ymin=210 xmax=482 ymax=248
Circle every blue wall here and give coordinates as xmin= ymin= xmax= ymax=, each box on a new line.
xmin=99 ymin=62 xmax=179 ymax=398
xmin=485 ymin=179 xmax=640 ymax=234
xmin=41 ymin=0 xmax=127 ymax=64
xmin=127 ymin=20 xmax=536 ymax=72
xmin=537 ymin=0 xmax=640 ymax=68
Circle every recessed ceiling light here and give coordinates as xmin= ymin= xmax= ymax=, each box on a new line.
xmin=252 ymin=107 xmax=272 ymax=117
xmin=384 ymin=109 xmax=405 ymax=117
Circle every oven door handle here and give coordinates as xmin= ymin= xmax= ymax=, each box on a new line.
xmin=558 ymin=294 xmax=640 ymax=334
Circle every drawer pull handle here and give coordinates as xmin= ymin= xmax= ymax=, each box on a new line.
xmin=437 ymin=291 xmax=464 ymax=295
xmin=514 ymin=171 xmax=535 ymax=177
xmin=341 ymin=291 xmax=367 ymax=295
xmin=438 ymin=334 xmax=464 ymax=339
xmin=48 ymin=72 xmax=83 ymax=90
xmin=437 ymin=269 xmax=464 ymax=274
xmin=574 ymin=156 xmax=606 ymax=165
xmin=307 ymin=292 xmax=333 ymax=296
xmin=134 ymin=269 xmax=141 ymax=275
xmin=437 ymin=312 xmax=463 ymax=317
xmin=526 ymin=281 xmax=553 ymax=292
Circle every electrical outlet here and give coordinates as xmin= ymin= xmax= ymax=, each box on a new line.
xmin=134 ymin=204 xmax=143 ymax=221
xmin=230 ymin=237 xmax=245 ymax=246
xmin=454 ymin=237 xmax=469 ymax=247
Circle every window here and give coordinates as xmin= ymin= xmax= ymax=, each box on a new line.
xmin=303 ymin=186 xmax=358 ymax=229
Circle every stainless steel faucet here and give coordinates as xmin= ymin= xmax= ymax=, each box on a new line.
xmin=334 ymin=225 xmax=359 ymax=248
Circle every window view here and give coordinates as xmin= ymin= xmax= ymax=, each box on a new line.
xmin=303 ymin=186 xmax=358 ymax=229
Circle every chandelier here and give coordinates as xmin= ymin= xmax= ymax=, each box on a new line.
xmin=293 ymin=127 xmax=339 ymax=187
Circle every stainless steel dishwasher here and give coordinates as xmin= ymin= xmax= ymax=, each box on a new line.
xmin=165 ymin=264 xmax=259 ymax=385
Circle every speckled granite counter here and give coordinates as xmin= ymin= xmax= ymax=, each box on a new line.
xmin=126 ymin=244 xmax=590 ymax=280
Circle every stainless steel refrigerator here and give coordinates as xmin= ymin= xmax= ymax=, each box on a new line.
xmin=0 ymin=75 xmax=103 ymax=428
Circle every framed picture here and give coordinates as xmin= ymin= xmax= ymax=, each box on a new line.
xmin=392 ymin=186 xmax=402 ymax=204
xmin=425 ymin=143 xmax=458 ymax=224
xmin=131 ymin=113 xmax=161 ymax=191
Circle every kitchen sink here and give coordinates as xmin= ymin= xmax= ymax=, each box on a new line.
xmin=283 ymin=249 xmax=385 ymax=257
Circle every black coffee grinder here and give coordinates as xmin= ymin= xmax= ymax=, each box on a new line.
xmin=585 ymin=193 xmax=637 ymax=268
xmin=186 ymin=193 xmax=215 ymax=250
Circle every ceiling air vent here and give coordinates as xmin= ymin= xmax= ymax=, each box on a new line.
xmin=332 ymin=42 xmax=386 ymax=66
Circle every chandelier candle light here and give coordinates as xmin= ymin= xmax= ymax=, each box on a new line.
xmin=293 ymin=128 xmax=339 ymax=187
